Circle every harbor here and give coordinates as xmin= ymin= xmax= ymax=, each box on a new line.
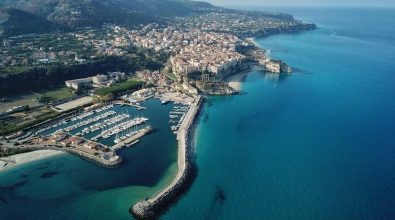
xmin=8 ymin=100 xmax=162 ymax=168
xmin=131 ymin=95 xmax=203 ymax=219
xmin=36 ymin=103 xmax=149 ymax=145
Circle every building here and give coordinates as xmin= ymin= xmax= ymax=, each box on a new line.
xmin=92 ymin=75 xmax=108 ymax=86
xmin=132 ymin=88 xmax=154 ymax=98
xmin=65 ymin=77 xmax=93 ymax=90
xmin=65 ymin=72 xmax=127 ymax=90
xmin=50 ymin=132 xmax=69 ymax=143
xmin=83 ymin=142 xmax=100 ymax=150
xmin=69 ymin=137 xmax=84 ymax=145
xmin=108 ymin=72 xmax=126 ymax=81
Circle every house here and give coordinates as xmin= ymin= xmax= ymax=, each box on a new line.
xmin=92 ymin=74 xmax=108 ymax=86
xmin=51 ymin=132 xmax=69 ymax=142
xmin=69 ymin=137 xmax=84 ymax=145
xmin=84 ymin=142 xmax=100 ymax=150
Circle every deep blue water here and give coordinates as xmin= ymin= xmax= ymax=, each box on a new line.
xmin=1 ymin=7 xmax=395 ymax=220
xmin=163 ymin=7 xmax=395 ymax=220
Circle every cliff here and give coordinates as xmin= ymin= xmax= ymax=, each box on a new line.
xmin=260 ymin=59 xmax=292 ymax=74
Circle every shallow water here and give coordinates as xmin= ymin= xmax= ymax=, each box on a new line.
xmin=0 ymin=99 xmax=178 ymax=219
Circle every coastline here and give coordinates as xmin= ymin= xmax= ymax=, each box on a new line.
xmin=0 ymin=150 xmax=65 ymax=172
xmin=0 ymin=145 xmax=123 ymax=172
xmin=226 ymin=70 xmax=249 ymax=91
xmin=128 ymin=29 xmax=299 ymax=218
xmin=131 ymin=95 xmax=204 ymax=219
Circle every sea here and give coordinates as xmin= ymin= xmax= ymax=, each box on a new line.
xmin=1 ymin=7 xmax=395 ymax=220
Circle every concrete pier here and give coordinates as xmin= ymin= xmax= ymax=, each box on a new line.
xmin=130 ymin=95 xmax=203 ymax=219
xmin=112 ymin=126 xmax=153 ymax=150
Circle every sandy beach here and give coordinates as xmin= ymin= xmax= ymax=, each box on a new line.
xmin=227 ymin=72 xmax=247 ymax=91
xmin=0 ymin=150 xmax=65 ymax=172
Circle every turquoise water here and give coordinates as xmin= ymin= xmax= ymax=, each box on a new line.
xmin=163 ymin=8 xmax=395 ymax=220
xmin=1 ymin=7 xmax=395 ymax=220
xmin=0 ymin=99 xmax=179 ymax=219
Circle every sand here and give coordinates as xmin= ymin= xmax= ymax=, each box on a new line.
xmin=227 ymin=72 xmax=247 ymax=91
xmin=0 ymin=150 xmax=65 ymax=172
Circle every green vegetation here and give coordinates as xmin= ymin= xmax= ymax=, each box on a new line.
xmin=0 ymin=0 xmax=215 ymax=33
xmin=164 ymin=68 xmax=178 ymax=81
xmin=0 ymin=110 xmax=60 ymax=136
xmin=0 ymin=66 xmax=33 ymax=75
xmin=96 ymin=80 xmax=143 ymax=97
xmin=39 ymin=87 xmax=74 ymax=101
xmin=0 ymin=50 xmax=167 ymax=97
xmin=0 ymin=148 xmax=34 ymax=157
xmin=0 ymin=7 xmax=65 ymax=37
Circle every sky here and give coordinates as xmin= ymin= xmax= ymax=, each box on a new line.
xmin=207 ymin=0 xmax=395 ymax=7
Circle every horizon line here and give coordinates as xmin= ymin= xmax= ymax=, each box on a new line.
xmin=216 ymin=4 xmax=395 ymax=9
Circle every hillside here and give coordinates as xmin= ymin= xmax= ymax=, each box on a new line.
xmin=0 ymin=0 xmax=216 ymax=32
xmin=0 ymin=7 xmax=65 ymax=36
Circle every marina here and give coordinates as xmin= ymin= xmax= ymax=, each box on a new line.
xmin=35 ymin=103 xmax=153 ymax=149
xmin=169 ymin=104 xmax=189 ymax=133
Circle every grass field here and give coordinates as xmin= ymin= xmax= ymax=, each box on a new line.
xmin=96 ymin=79 xmax=144 ymax=97
xmin=39 ymin=87 xmax=74 ymax=100
xmin=0 ymin=87 xmax=73 ymax=113
xmin=0 ymin=107 xmax=60 ymax=136
xmin=0 ymin=94 xmax=42 ymax=112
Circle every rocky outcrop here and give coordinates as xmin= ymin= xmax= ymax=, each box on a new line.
xmin=260 ymin=59 xmax=292 ymax=74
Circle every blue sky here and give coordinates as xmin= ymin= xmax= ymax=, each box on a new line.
xmin=207 ymin=0 xmax=395 ymax=7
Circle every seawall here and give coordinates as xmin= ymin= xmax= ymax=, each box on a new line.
xmin=16 ymin=146 xmax=123 ymax=168
xmin=130 ymin=95 xmax=204 ymax=219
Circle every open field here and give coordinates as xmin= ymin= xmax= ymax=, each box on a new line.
xmin=96 ymin=80 xmax=143 ymax=97
xmin=0 ymin=94 xmax=42 ymax=112
xmin=0 ymin=106 xmax=60 ymax=136
xmin=0 ymin=87 xmax=74 ymax=113
xmin=55 ymin=96 xmax=94 ymax=112
xmin=39 ymin=87 xmax=74 ymax=100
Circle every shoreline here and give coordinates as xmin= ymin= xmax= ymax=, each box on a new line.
xmin=0 ymin=150 xmax=65 ymax=172
xmin=226 ymin=70 xmax=249 ymax=91
xmin=0 ymin=145 xmax=123 ymax=172
xmin=130 ymin=95 xmax=204 ymax=219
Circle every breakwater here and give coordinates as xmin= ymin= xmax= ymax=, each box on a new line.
xmin=130 ymin=96 xmax=203 ymax=219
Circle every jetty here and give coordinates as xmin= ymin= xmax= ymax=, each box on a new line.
xmin=113 ymin=126 xmax=153 ymax=150
xmin=131 ymin=95 xmax=203 ymax=219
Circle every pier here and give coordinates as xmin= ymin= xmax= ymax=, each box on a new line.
xmin=112 ymin=126 xmax=153 ymax=150
xmin=131 ymin=95 xmax=203 ymax=219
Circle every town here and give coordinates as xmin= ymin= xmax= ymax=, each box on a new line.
xmin=0 ymin=2 xmax=321 ymax=219
xmin=0 ymin=9 xmax=304 ymax=169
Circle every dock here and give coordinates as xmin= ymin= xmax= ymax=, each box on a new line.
xmin=115 ymin=102 xmax=147 ymax=110
xmin=112 ymin=126 xmax=153 ymax=150
xmin=131 ymin=95 xmax=203 ymax=219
